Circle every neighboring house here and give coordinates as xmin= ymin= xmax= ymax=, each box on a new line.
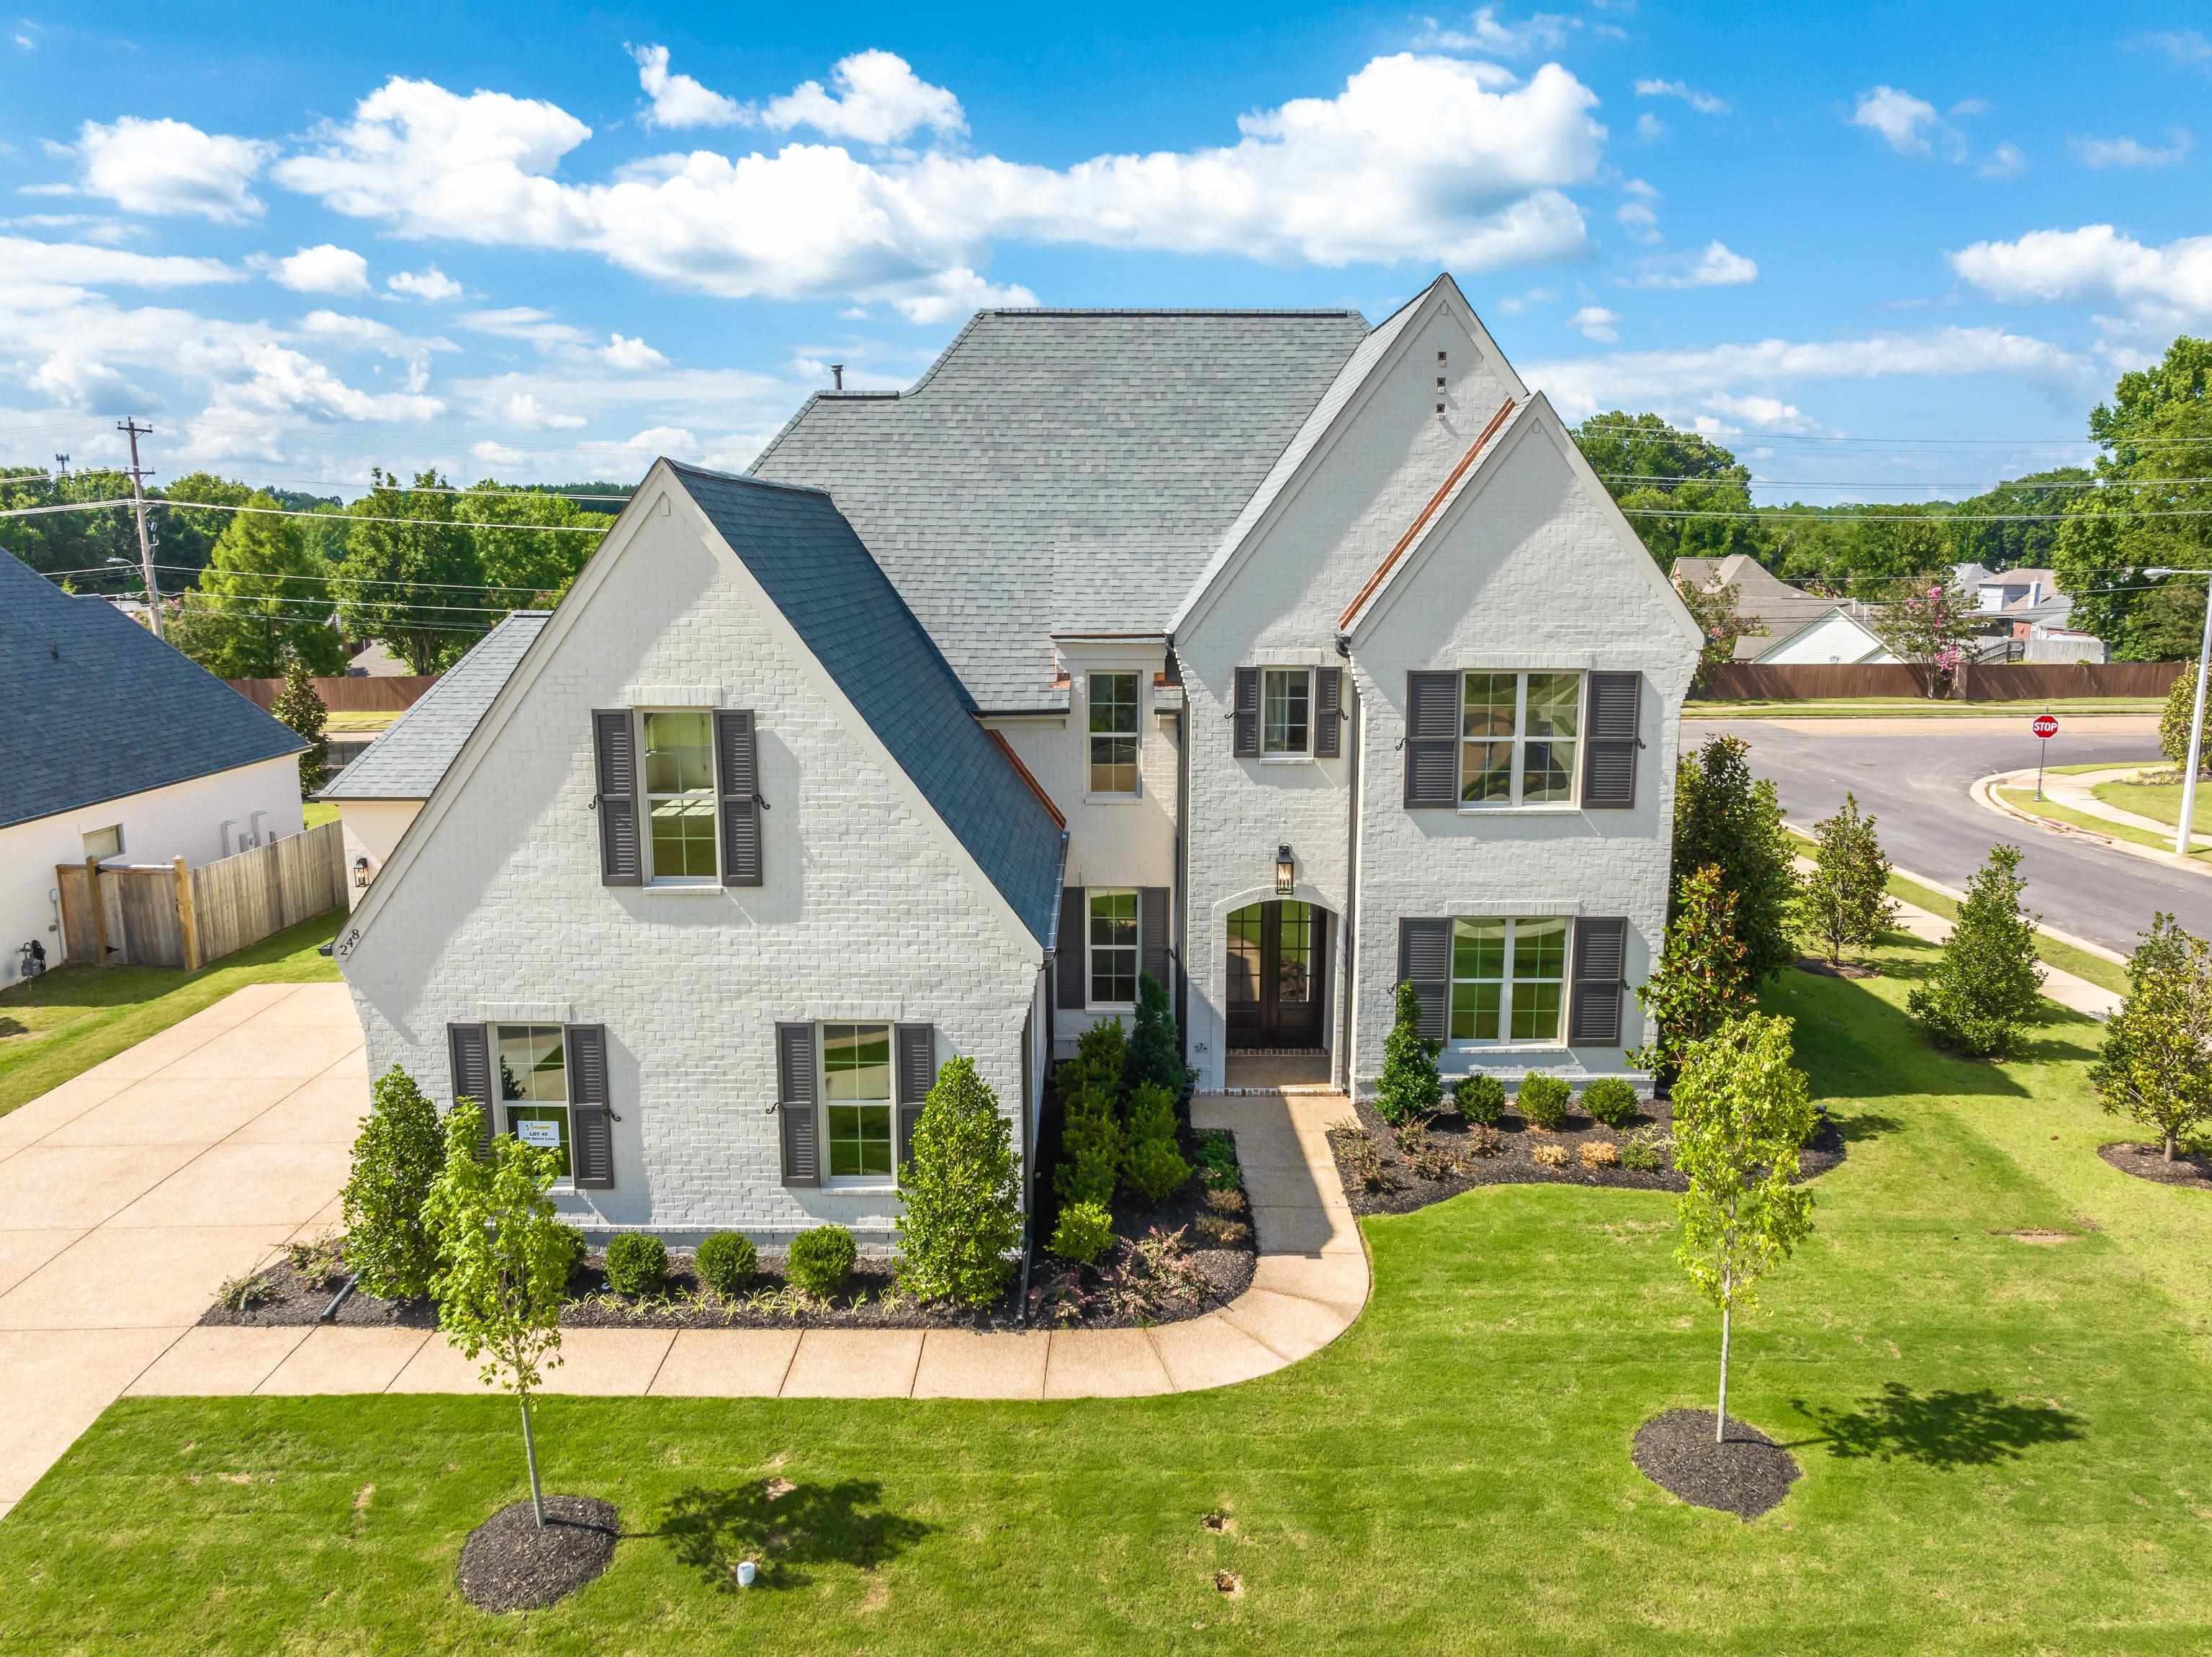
xmin=0 ymin=549 xmax=305 ymax=987
xmin=335 ymin=276 xmax=1701 ymax=1244
xmin=320 ymin=612 xmax=550 ymax=904
xmin=1673 ymin=554 xmax=1897 ymax=665
xmin=1753 ymin=604 xmax=1898 ymax=665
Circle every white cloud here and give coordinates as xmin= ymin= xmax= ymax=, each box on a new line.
xmin=473 ymin=439 xmax=529 ymax=467
xmin=2071 ymin=130 xmax=2192 ymax=169
xmin=73 ymin=117 xmax=273 ymax=222
xmin=1418 ymin=8 xmax=1579 ymax=57
xmin=0 ymin=235 xmax=238 ymax=287
xmin=1633 ymin=78 xmax=1729 ymax=114
xmin=1568 ymin=305 xmax=1618 ymax=342
xmin=497 ymin=392 xmax=586 ymax=430
xmin=2128 ymin=29 xmax=2212 ymax=66
xmin=263 ymin=243 xmax=371 ymax=295
xmin=1851 ymin=86 xmax=1940 ymax=156
xmin=1494 ymin=285 xmax=1552 ymax=315
xmin=630 ymin=42 xmax=749 ymax=129
xmin=1948 ymin=225 xmax=2212 ymax=333
xmin=1633 ymin=240 xmax=1756 ymax=288
xmin=1701 ymin=392 xmax=1818 ymax=434
xmin=457 ymin=305 xmax=589 ymax=346
xmin=1616 ymin=178 xmax=1660 ymax=243
xmin=1979 ymin=141 xmax=2027 ymax=179
xmin=387 ymin=264 xmax=464 ymax=301
xmin=601 ymin=332 xmax=669 ymax=370
xmin=887 ymin=267 xmax=1038 ymax=325
xmin=1635 ymin=111 xmax=1665 ymax=141
xmin=763 ymin=50 xmax=966 ymax=145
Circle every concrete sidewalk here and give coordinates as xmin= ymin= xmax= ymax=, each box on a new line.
xmin=1977 ymin=766 xmax=2212 ymax=879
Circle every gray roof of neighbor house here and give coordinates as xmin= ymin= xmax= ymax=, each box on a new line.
xmin=1673 ymin=553 xmax=1867 ymax=659
xmin=320 ymin=611 xmax=552 ymax=800
xmin=749 ymin=307 xmax=1373 ymax=711
xmin=0 ymin=547 xmax=306 ymax=831
xmin=670 ymin=464 xmax=1067 ymax=947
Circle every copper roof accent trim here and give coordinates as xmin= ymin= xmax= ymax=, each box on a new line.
xmin=985 ymin=729 xmax=1067 ymax=830
xmin=1336 ymin=397 xmax=1516 ymax=632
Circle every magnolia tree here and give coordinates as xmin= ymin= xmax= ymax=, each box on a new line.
xmin=2092 ymin=914 xmax=2212 ymax=1161
xmin=895 ymin=1057 xmax=1022 ymax=1307
xmin=1633 ymin=863 xmax=1755 ymax=1086
xmin=1799 ymin=793 xmax=1901 ymax=966
xmin=1875 ymin=577 xmax=1984 ymax=699
xmin=423 ymin=1101 xmax=570 ymax=1528
xmin=1908 ymin=843 xmax=2046 ymax=1059
xmin=1671 ymin=1014 xmax=1817 ymax=1442
xmin=339 ymin=1067 xmax=446 ymax=1300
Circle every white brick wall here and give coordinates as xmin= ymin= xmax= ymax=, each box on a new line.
xmin=340 ymin=495 xmax=1044 ymax=1244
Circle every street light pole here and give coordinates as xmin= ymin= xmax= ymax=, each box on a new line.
xmin=2149 ymin=568 xmax=2212 ymax=856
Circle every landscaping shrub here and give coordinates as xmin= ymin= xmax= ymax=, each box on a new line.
xmin=1125 ymin=971 xmax=1191 ymax=1100
xmin=287 ymin=1234 xmax=344 ymax=1285
xmin=896 ymin=1056 xmax=1022 ymax=1306
xmin=549 ymin=1223 xmax=588 ymax=1280
xmin=1049 ymin=1200 xmax=1116 ymax=1265
xmin=1398 ymin=1121 xmax=1458 ymax=1182
xmin=2092 ymin=913 xmax=2212 ymax=1161
xmin=340 ymin=1066 xmax=447 ymax=1302
xmin=1453 ymin=1072 xmax=1506 ymax=1126
xmin=1056 ymin=1095 xmax=1123 ymax=1208
xmin=1530 ymin=1141 xmax=1570 ymax=1169
xmin=1909 ymin=843 xmax=2045 ymax=1059
xmin=1339 ymin=1128 xmax=1400 ymax=1193
xmin=1581 ymin=1077 xmax=1640 ymax=1130
xmin=1060 ymin=1017 xmax=1128 ymax=1108
xmin=1375 ymin=979 xmax=1443 ymax=1125
xmin=1580 ymin=1140 xmax=1620 ymax=1169
xmin=1619 ymin=1126 xmax=1673 ymax=1172
xmin=1121 ymin=1080 xmax=1192 ymax=1203
xmin=1516 ymin=1074 xmax=1570 ymax=1131
xmin=1193 ymin=1128 xmax=1241 ymax=1192
xmin=1673 ymin=732 xmax=1799 ymax=983
xmin=2162 ymin=662 xmax=2207 ymax=773
xmin=1194 ymin=1213 xmax=1251 ymax=1247
xmin=603 ymin=1232 xmax=668 ymax=1295
xmin=216 ymin=1271 xmax=275 ymax=1311
xmin=1202 ymin=1185 xmax=1248 ymax=1216
xmin=694 ymin=1231 xmax=757 ymax=1298
xmin=787 ymin=1226 xmax=858 ymax=1298
xmin=1799 ymin=792 xmax=1900 ymax=966
xmin=1633 ymin=863 xmax=1755 ymax=1085
xmin=1465 ymin=1123 xmax=1504 ymax=1158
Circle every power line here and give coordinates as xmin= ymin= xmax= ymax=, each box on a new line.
xmin=154 ymin=563 xmax=554 ymax=597
xmin=1624 ymin=504 xmax=2212 ymax=522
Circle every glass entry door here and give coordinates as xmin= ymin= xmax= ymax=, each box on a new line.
xmin=1226 ymin=900 xmax=1326 ymax=1048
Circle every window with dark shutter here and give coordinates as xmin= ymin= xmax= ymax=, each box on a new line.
xmin=776 ymin=1021 xmax=820 ymax=1187
xmin=447 ymin=1022 xmax=495 ymax=1161
xmin=1139 ymin=887 xmax=1169 ymax=990
xmin=1315 ymin=668 xmax=1343 ymax=758
xmin=714 ymin=709 xmax=763 ymax=886
xmin=591 ymin=709 xmax=642 ymax=884
xmin=1232 ymin=666 xmax=1260 ymax=758
xmin=1057 ymin=887 xmax=1087 ymax=1010
xmin=1581 ymin=673 xmax=1642 ymax=809
xmin=895 ymin=1023 xmax=936 ymax=1177
xmin=1568 ymin=917 xmax=1629 ymax=1044
xmin=565 ymin=1023 xmax=615 ymax=1188
xmin=1403 ymin=672 xmax=1460 ymax=808
xmin=1397 ymin=918 xmax=1451 ymax=1042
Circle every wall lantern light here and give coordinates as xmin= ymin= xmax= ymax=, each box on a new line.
xmin=1275 ymin=843 xmax=1296 ymax=895
xmin=353 ymin=856 xmax=372 ymax=889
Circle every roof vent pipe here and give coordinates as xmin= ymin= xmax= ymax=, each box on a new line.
xmin=830 ymin=363 xmax=844 ymax=390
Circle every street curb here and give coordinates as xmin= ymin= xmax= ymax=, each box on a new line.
xmin=1970 ymin=771 xmax=2212 ymax=883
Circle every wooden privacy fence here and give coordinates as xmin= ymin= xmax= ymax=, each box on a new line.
xmin=225 ymin=674 xmax=439 ymax=712
xmin=1701 ymin=660 xmax=2185 ymax=702
xmin=55 ymin=820 xmax=346 ymax=971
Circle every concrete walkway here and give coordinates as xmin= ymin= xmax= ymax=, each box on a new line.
xmin=1976 ymin=767 xmax=2212 ymax=879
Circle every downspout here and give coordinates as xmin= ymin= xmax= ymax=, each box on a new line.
xmin=1336 ymin=640 xmax=1361 ymax=1095
xmin=1174 ymin=694 xmax=1190 ymax=1061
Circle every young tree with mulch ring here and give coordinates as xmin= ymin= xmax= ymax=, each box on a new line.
xmin=1633 ymin=863 xmax=1755 ymax=1087
xmin=2091 ymin=912 xmax=2212 ymax=1162
xmin=1671 ymin=1013 xmax=1816 ymax=1443
xmin=1375 ymin=979 xmax=1442 ymax=1126
xmin=1799 ymin=792 xmax=1901 ymax=967
xmin=896 ymin=1056 xmax=1022 ymax=1307
xmin=1907 ymin=843 xmax=2046 ymax=1059
xmin=1673 ymin=735 xmax=1799 ymax=984
xmin=340 ymin=1066 xmax=446 ymax=1301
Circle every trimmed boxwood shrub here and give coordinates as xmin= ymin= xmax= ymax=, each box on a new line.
xmin=1049 ymin=1200 xmax=1115 ymax=1265
xmin=1516 ymin=1074 xmax=1570 ymax=1131
xmin=1453 ymin=1072 xmax=1506 ymax=1126
xmin=694 ymin=1231 xmax=757 ymax=1298
xmin=1581 ymin=1077 xmax=1641 ymax=1129
xmin=788 ymin=1226 xmax=857 ymax=1298
xmin=603 ymin=1232 xmax=667 ymax=1295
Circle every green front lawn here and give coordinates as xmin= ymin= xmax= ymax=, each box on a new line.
xmin=8 ymin=940 xmax=2212 ymax=1652
xmin=0 ymin=908 xmax=343 ymax=1118
xmin=1997 ymin=786 xmax=2212 ymax=864
xmin=2089 ymin=777 xmax=2212 ymax=837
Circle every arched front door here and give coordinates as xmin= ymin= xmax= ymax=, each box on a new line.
xmin=1226 ymin=901 xmax=1326 ymax=1048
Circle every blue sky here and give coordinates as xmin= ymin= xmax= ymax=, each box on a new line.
xmin=2 ymin=1 xmax=2208 ymax=503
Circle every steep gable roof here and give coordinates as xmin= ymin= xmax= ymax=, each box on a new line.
xmin=749 ymin=307 xmax=1371 ymax=710
xmin=320 ymin=611 xmax=550 ymax=800
xmin=1673 ymin=553 xmax=1851 ymax=659
xmin=0 ymin=549 xmax=305 ymax=830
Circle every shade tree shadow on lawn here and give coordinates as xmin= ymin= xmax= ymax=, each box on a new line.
xmin=651 ymin=1477 xmax=930 ymax=1591
xmin=1789 ymin=1383 xmax=2085 ymax=1470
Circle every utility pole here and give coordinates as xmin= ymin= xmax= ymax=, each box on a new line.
xmin=2149 ymin=567 xmax=2212 ymax=857
xmin=117 ymin=418 xmax=161 ymax=639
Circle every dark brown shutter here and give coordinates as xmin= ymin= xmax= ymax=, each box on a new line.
xmin=1139 ymin=887 xmax=1169 ymax=989
xmin=776 ymin=1022 xmax=819 ymax=1187
xmin=1315 ymin=668 xmax=1343 ymax=758
xmin=1569 ymin=917 xmax=1628 ymax=1044
xmin=714 ymin=709 xmax=762 ymax=886
xmin=566 ymin=1023 xmax=614 ymax=1188
xmin=1232 ymin=667 xmax=1260 ymax=758
xmin=591 ymin=709 xmax=641 ymax=885
xmin=895 ymin=1024 xmax=935 ymax=1177
xmin=1057 ymin=887 xmax=1086 ymax=1010
xmin=447 ymin=1022 xmax=495 ymax=1161
xmin=1581 ymin=673 xmax=1642 ymax=809
xmin=1403 ymin=672 xmax=1460 ymax=808
xmin=1397 ymin=918 xmax=1451 ymax=1043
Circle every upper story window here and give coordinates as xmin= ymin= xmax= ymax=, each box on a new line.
xmin=1262 ymin=668 xmax=1312 ymax=756
xmin=1089 ymin=889 xmax=1138 ymax=1006
xmin=1449 ymin=917 xmax=1568 ymax=1044
xmin=641 ymin=709 xmax=717 ymax=882
xmin=1461 ymin=671 xmax=1581 ymax=807
xmin=1088 ymin=671 xmax=1139 ymax=795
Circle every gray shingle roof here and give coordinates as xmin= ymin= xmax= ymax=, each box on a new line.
xmin=0 ymin=548 xmax=305 ymax=830
xmin=670 ymin=464 xmax=1066 ymax=947
xmin=320 ymin=611 xmax=552 ymax=799
xmin=749 ymin=307 xmax=1372 ymax=711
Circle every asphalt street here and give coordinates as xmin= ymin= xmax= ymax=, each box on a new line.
xmin=1692 ymin=715 xmax=2208 ymax=956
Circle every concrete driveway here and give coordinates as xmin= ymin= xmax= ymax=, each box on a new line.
xmin=0 ymin=982 xmax=364 ymax=1519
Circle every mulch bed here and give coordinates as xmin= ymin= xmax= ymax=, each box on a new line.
xmin=457 ymin=1496 xmax=619 ymax=1612
xmin=2098 ymin=1141 xmax=2212 ymax=1192
xmin=1328 ymin=1094 xmax=1845 ymax=1218
xmin=1796 ymin=956 xmax=1881 ymax=980
xmin=1632 ymin=1409 xmax=1801 ymax=1520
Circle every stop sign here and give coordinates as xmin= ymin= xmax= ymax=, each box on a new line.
xmin=2032 ymin=714 xmax=2059 ymax=740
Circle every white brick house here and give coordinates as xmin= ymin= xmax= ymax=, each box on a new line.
xmin=339 ymin=274 xmax=1700 ymax=1241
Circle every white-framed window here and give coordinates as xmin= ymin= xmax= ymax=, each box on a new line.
xmin=81 ymin=825 xmax=122 ymax=862
xmin=639 ymin=709 xmax=718 ymax=883
xmin=820 ymin=1023 xmax=894 ymax=1182
xmin=1088 ymin=671 xmax=1139 ymax=795
xmin=1460 ymin=671 xmax=1582 ymax=807
xmin=1262 ymin=668 xmax=1313 ymax=756
xmin=1089 ymin=889 xmax=1138 ymax=1006
xmin=496 ymin=1023 xmax=572 ymax=1181
xmin=1449 ymin=917 xmax=1569 ymax=1044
